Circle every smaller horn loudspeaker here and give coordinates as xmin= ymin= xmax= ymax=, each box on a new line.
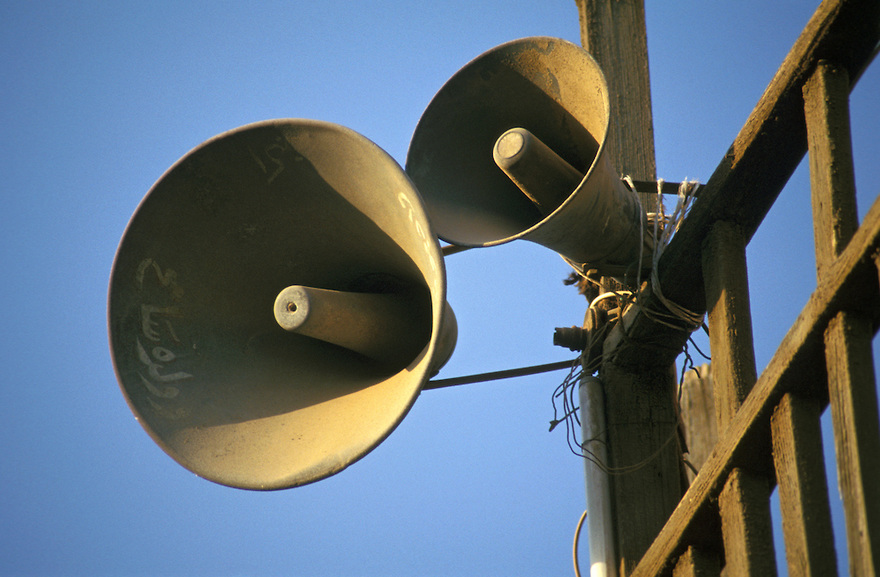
xmin=109 ymin=119 xmax=456 ymax=490
xmin=406 ymin=37 xmax=645 ymax=273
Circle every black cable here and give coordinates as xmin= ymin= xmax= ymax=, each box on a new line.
xmin=424 ymin=358 xmax=579 ymax=390
xmin=688 ymin=335 xmax=711 ymax=361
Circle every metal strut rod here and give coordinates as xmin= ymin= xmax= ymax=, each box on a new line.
xmin=424 ymin=358 xmax=579 ymax=390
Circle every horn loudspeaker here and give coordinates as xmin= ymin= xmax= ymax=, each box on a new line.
xmin=406 ymin=37 xmax=645 ymax=272
xmin=108 ymin=119 xmax=456 ymax=490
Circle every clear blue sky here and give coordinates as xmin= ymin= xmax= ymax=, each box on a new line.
xmin=1 ymin=1 xmax=877 ymax=575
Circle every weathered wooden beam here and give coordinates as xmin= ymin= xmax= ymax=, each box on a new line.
xmin=576 ymin=2 xmax=684 ymax=575
xmin=805 ymin=61 xmax=859 ymax=279
xmin=805 ymin=56 xmax=880 ymax=577
xmin=602 ymin=363 xmax=684 ymax=575
xmin=718 ymin=468 xmax=778 ymax=576
xmin=679 ymin=364 xmax=716 ymax=482
xmin=701 ymin=220 xmax=758 ymax=432
xmin=576 ymin=0 xmax=656 ymax=184
xmin=630 ymin=184 xmax=880 ymax=577
xmin=824 ymin=313 xmax=880 ymax=576
xmin=701 ymin=219 xmax=774 ymax=575
xmin=771 ymin=393 xmax=838 ymax=577
xmin=605 ymin=0 xmax=880 ymax=370
xmin=671 ymin=546 xmax=720 ymax=577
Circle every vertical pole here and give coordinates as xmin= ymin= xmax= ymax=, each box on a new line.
xmin=575 ymin=2 xmax=682 ymax=575
xmin=805 ymin=61 xmax=858 ymax=279
xmin=679 ymin=364 xmax=716 ymax=483
xmin=804 ymin=60 xmax=880 ymax=577
xmin=580 ymin=376 xmax=616 ymax=577
xmin=701 ymin=220 xmax=776 ymax=576
xmin=718 ymin=468 xmax=777 ymax=575
xmin=576 ymin=0 xmax=656 ymax=186
xmin=701 ymin=221 xmax=758 ymax=431
xmin=823 ymin=313 xmax=880 ymax=576
xmin=771 ymin=393 xmax=838 ymax=577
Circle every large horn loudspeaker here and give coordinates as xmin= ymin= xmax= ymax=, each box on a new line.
xmin=407 ymin=37 xmax=645 ymax=273
xmin=109 ymin=119 xmax=456 ymax=490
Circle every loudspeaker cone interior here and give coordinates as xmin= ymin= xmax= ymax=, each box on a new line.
xmin=406 ymin=37 xmax=645 ymax=270
xmin=109 ymin=119 xmax=455 ymax=490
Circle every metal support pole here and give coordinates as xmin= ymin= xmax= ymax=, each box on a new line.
xmin=580 ymin=375 xmax=617 ymax=577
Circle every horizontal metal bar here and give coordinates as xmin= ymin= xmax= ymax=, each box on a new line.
xmin=424 ymin=358 xmax=578 ymax=390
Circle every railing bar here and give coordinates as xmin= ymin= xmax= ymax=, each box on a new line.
xmin=702 ymin=220 xmax=773 ymax=574
xmin=631 ymin=187 xmax=880 ymax=577
xmin=718 ymin=468 xmax=777 ymax=575
xmin=701 ymin=220 xmax=758 ymax=432
xmin=805 ymin=58 xmax=880 ymax=577
xmin=770 ymin=393 xmax=838 ymax=576
xmin=672 ymin=545 xmax=720 ymax=577
xmin=805 ymin=61 xmax=859 ymax=277
xmin=822 ymin=314 xmax=880 ymax=576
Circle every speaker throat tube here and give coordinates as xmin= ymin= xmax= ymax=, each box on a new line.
xmin=273 ymin=284 xmax=428 ymax=370
xmin=493 ymin=127 xmax=584 ymax=217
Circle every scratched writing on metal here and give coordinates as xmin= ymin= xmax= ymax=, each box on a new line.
xmin=140 ymin=305 xmax=181 ymax=341
xmin=397 ymin=192 xmax=437 ymax=273
xmin=249 ymin=136 xmax=291 ymax=184
xmin=135 ymin=258 xmax=192 ymax=405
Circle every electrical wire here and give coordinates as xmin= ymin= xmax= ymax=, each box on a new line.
xmin=573 ymin=509 xmax=587 ymax=577
xmin=589 ymin=291 xmax=632 ymax=311
xmin=688 ymin=335 xmax=711 ymax=361
xmin=647 ymin=180 xmax=704 ymax=330
xmin=548 ymin=316 xmax=693 ymax=477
